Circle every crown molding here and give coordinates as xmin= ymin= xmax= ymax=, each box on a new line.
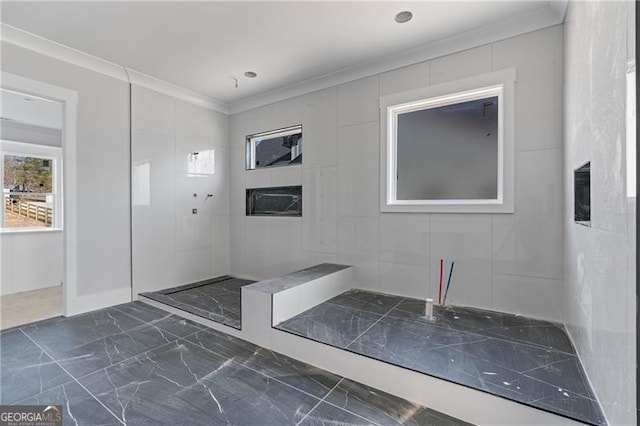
xmin=229 ymin=4 xmax=563 ymax=114
xmin=1 ymin=23 xmax=128 ymax=82
xmin=125 ymin=68 xmax=228 ymax=114
xmin=0 ymin=23 xmax=229 ymax=114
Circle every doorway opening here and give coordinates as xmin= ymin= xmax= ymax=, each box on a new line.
xmin=0 ymin=72 xmax=78 ymax=328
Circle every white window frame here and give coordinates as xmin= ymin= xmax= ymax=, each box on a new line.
xmin=1 ymin=140 xmax=63 ymax=232
xmin=380 ymin=68 xmax=516 ymax=214
xmin=246 ymin=125 xmax=302 ymax=170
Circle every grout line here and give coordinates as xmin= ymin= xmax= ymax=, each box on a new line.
xmin=319 ymin=399 xmax=384 ymax=426
xmin=174 ymin=332 xmax=329 ymax=403
xmin=19 ymin=330 xmax=126 ymax=426
xmin=345 ymin=298 xmax=406 ymax=348
xmin=295 ymin=378 xmax=344 ymax=426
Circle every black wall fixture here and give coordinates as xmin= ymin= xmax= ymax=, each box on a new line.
xmin=574 ymin=162 xmax=591 ymax=226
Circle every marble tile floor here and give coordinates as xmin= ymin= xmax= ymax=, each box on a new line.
xmin=0 ymin=300 xmax=470 ymax=426
xmin=0 ymin=285 xmax=62 ymax=330
xmin=0 ymin=302 xmax=467 ymax=426
xmin=275 ymin=290 xmax=606 ymax=426
xmin=140 ymin=276 xmax=255 ymax=329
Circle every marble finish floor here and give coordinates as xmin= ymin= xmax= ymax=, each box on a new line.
xmin=140 ymin=276 xmax=254 ymax=329
xmin=276 ymin=290 xmax=606 ymax=426
xmin=0 ymin=301 xmax=469 ymax=426
xmin=0 ymin=285 xmax=62 ymax=330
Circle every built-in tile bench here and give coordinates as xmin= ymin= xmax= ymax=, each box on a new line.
xmin=241 ymin=263 xmax=354 ymax=346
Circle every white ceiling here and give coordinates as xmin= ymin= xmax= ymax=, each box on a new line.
xmin=1 ymin=1 xmax=561 ymax=107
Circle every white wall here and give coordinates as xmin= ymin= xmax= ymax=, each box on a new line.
xmin=131 ymin=86 xmax=230 ymax=294
xmin=1 ymin=231 xmax=62 ymax=295
xmin=1 ymin=42 xmax=131 ymax=303
xmin=229 ymin=25 xmax=564 ymax=321
xmin=563 ymin=1 xmax=636 ymax=425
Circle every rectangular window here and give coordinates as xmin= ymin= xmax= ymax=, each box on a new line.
xmin=380 ymin=68 xmax=515 ymax=213
xmin=1 ymin=141 xmax=62 ymax=230
xmin=246 ymin=186 xmax=302 ymax=216
xmin=246 ymin=125 xmax=302 ymax=170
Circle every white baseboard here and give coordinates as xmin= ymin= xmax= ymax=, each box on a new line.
xmin=65 ymin=287 xmax=131 ymax=316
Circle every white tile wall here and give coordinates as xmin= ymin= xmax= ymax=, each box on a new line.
xmin=229 ymin=215 xmax=247 ymax=275
xmin=380 ymin=61 xmax=430 ymax=97
xmin=302 ymin=167 xmax=338 ymax=254
xmin=229 ymin=26 xmax=566 ymax=323
xmin=131 ymin=86 xmax=175 ymax=135
xmin=176 ymin=247 xmax=212 ymax=285
xmin=176 ymin=100 xmax=215 ymax=141
xmin=132 ymin=216 xmax=176 ymax=294
xmin=493 ymin=149 xmax=563 ymax=280
xmin=338 ymin=216 xmax=380 ymax=291
xmin=245 ymin=216 xmax=273 ymax=279
xmin=492 ymin=274 xmax=563 ymax=321
xmin=430 ymin=45 xmax=492 ymax=85
xmin=493 ymin=26 xmax=564 ymax=152
xmin=337 ymin=75 xmax=379 ymax=127
xmin=379 ymin=262 xmax=429 ymax=299
xmin=131 ymin=87 xmax=230 ymax=295
xmin=431 ymin=214 xmax=493 ymax=309
xmin=271 ymin=165 xmax=302 ymax=187
xmin=337 ymin=122 xmax=379 ymax=217
xmin=302 ymin=251 xmax=338 ymax=268
xmin=210 ymin=214 xmax=230 ymax=277
xmin=131 ymin=130 xmax=175 ymax=218
xmin=563 ymin=2 xmax=636 ymax=424
xmin=271 ymin=218 xmax=303 ymax=277
xmin=272 ymin=96 xmax=302 ymax=129
xmin=379 ymin=214 xmax=429 ymax=266
xmin=302 ymin=88 xmax=338 ymax=168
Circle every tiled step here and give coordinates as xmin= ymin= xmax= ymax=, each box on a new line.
xmin=139 ymin=264 xmax=602 ymax=425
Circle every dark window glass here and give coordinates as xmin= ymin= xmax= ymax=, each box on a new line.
xmin=396 ymin=96 xmax=498 ymax=200
xmin=574 ymin=162 xmax=591 ymax=225
xmin=247 ymin=126 xmax=302 ymax=170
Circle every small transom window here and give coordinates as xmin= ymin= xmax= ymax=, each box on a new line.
xmin=246 ymin=125 xmax=302 ymax=170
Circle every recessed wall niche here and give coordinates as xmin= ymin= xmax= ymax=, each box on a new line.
xmin=574 ymin=162 xmax=590 ymax=226
xmin=246 ymin=186 xmax=302 ymax=217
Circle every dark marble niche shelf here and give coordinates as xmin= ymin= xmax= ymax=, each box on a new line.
xmin=246 ymin=185 xmax=302 ymax=216
xmin=140 ymin=276 xmax=255 ymax=329
xmin=275 ymin=289 xmax=606 ymax=426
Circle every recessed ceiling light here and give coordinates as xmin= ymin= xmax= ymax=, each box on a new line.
xmin=394 ymin=11 xmax=413 ymax=24
xmin=244 ymin=71 xmax=257 ymax=78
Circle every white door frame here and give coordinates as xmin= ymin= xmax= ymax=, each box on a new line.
xmin=1 ymin=71 xmax=79 ymax=316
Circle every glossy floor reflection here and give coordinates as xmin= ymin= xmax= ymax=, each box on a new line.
xmin=276 ymin=290 xmax=606 ymax=426
xmin=0 ymin=301 xmax=469 ymax=426
xmin=141 ymin=276 xmax=254 ymax=329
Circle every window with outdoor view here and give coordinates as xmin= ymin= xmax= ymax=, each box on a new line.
xmin=1 ymin=142 xmax=61 ymax=230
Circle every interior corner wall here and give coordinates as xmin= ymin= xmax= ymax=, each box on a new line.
xmin=131 ymin=86 xmax=230 ymax=296
xmin=0 ymin=41 xmax=131 ymax=301
xmin=229 ymin=25 xmax=565 ymax=322
xmin=563 ymin=1 xmax=636 ymax=425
